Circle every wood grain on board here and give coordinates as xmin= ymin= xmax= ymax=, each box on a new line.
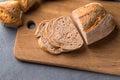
xmin=14 ymin=0 xmax=120 ymax=75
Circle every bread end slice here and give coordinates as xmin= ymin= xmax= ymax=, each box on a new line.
xmin=72 ymin=2 xmax=115 ymax=45
xmin=84 ymin=14 xmax=116 ymax=45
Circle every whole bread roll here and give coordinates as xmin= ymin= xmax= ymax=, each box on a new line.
xmin=0 ymin=1 xmax=22 ymax=27
xmin=72 ymin=2 xmax=116 ymax=45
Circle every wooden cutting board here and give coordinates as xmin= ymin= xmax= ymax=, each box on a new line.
xmin=14 ymin=0 xmax=120 ymax=75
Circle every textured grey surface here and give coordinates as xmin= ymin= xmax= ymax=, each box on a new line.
xmin=0 ymin=0 xmax=120 ymax=80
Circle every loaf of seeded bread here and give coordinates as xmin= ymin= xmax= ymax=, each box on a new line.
xmin=72 ymin=2 xmax=116 ymax=45
xmin=0 ymin=1 xmax=22 ymax=27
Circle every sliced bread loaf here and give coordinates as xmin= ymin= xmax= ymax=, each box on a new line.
xmin=35 ymin=17 xmax=84 ymax=54
xmin=72 ymin=2 xmax=116 ymax=45
xmin=0 ymin=1 xmax=22 ymax=27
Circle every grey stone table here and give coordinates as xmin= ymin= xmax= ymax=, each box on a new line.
xmin=0 ymin=0 xmax=120 ymax=80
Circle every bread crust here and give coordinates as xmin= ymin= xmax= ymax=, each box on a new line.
xmin=72 ymin=2 xmax=106 ymax=31
xmin=85 ymin=13 xmax=116 ymax=45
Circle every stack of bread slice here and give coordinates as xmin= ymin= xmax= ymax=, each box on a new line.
xmin=35 ymin=2 xmax=116 ymax=54
xmin=34 ymin=16 xmax=84 ymax=54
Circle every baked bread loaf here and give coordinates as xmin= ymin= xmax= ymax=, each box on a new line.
xmin=0 ymin=1 xmax=22 ymax=27
xmin=72 ymin=2 xmax=116 ymax=45
xmin=35 ymin=3 xmax=116 ymax=54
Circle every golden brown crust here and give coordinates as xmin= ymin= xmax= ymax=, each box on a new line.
xmin=0 ymin=1 xmax=22 ymax=27
xmin=83 ymin=11 xmax=106 ymax=32
xmin=72 ymin=3 xmax=106 ymax=31
xmin=74 ymin=3 xmax=105 ymax=18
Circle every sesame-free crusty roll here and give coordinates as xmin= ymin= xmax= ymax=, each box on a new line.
xmin=72 ymin=2 xmax=116 ymax=45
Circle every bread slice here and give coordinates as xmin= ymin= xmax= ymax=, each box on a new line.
xmin=52 ymin=16 xmax=84 ymax=50
xmin=0 ymin=1 xmax=22 ymax=27
xmin=37 ymin=21 xmax=63 ymax=54
xmin=72 ymin=2 xmax=116 ymax=45
xmin=34 ymin=20 xmax=49 ymax=38
xmin=45 ymin=19 xmax=60 ymax=47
